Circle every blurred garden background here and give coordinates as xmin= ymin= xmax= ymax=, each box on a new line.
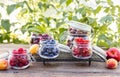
xmin=0 ymin=0 xmax=120 ymax=48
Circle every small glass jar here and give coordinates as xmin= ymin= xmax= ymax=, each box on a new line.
xmin=30 ymin=33 xmax=52 ymax=45
xmin=72 ymin=37 xmax=92 ymax=59
xmin=8 ymin=51 xmax=31 ymax=69
xmin=38 ymin=40 xmax=59 ymax=59
xmin=67 ymin=21 xmax=92 ymax=36
xmin=30 ymin=33 xmax=41 ymax=44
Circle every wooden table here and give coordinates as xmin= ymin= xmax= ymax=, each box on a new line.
xmin=0 ymin=44 xmax=120 ymax=77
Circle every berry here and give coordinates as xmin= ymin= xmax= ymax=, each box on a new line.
xmin=12 ymin=50 xmax=18 ymax=54
xmin=17 ymin=48 xmax=26 ymax=54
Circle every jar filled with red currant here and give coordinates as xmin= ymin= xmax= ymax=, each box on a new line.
xmin=8 ymin=48 xmax=32 ymax=69
xmin=72 ymin=37 xmax=92 ymax=59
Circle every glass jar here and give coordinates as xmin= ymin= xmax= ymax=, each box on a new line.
xmin=66 ymin=35 xmax=74 ymax=48
xmin=30 ymin=33 xmax=52 ymax=45
xmin=67 ymin=21 xmax=92 ymax=36
xmin=38 ymin=40 xmax=59 ymax=59
xmin=30 ymin=33 xmax=41 ymax=44
xmin=8 ymin=49 xmax=31 ymax=69
xmin=72 ymin=37 xmax=92 ymax=59
xmin=66 ymin=34 xmax=89 ymax=48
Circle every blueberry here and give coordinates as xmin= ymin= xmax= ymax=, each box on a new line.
xmin=50 ymin=40 xmax=55 ymax=44
xmin=43 ymin=52 xmax=49 ymax=56
xmin=49 ymin=54 xmax=54 ymax=57
xmin=41 ymin=51 xmax=45 ymax=55
xmin=55 ymin=50 xmax=59 ymax=54
xmin=53 ymin=52 xmax=57 ymax=56
xmin=44 ymin=41 xmax=48 ymax=44
xmin=50 ymin=46 xmax=54 ymax=49
xmin=53 ymin=48 xmax=58 ymax=52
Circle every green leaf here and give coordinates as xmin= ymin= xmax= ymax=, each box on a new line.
xmin=96 ymin=0 xmax=101 ymax=4
xmin=107 ymin=0 xmax=113 ymax=6
xmin=97 ymin=40 xmax=109 ymax=48
xmin=6 ymin=1 xmax=25 ymax=15
xmin=87 ymin=17 xmax=96 ymax=25
xmin=99 ymin=15 xmax=113 ymax=24
xmin=56 ymin=22 xmax=64 ymax=28
xmin=85 ymin=0 xmax=89 ymax=1
xmin=63 ymin=12 xmax=67 ymax=16
xmin=59 ymin=28 xmax=67 ymax=33
xmin=41 ymin=0 xmax=47 ymax=2
xmin=17 ymin=1 xmax=24 ymax=7
xmin=94 ymin=6 xmax=102 ymax=15
xmin=97 ymin=34 xmax=110 ymax=48
xmin=60 ymin=0 xmax=66 ymax=4
xmin=44 ymin=17 xmax=50 ymax=26
xmin=117 ymin=23 xmax=120 ymax=33
xmin=104 ymin=7 xmax=110 ymax=13
xmin=59 ymin=31 xmax=68 ymax=43
xmin=35 ymin=25 xmax=48 ymax=33
xmin=111 ymin=7 xmax=115 ymax=15
xmin=101 ymin=26 xmax=107 ymax=32
xmin=7 ymin=4 xmax=16 ymax=15
xmin=0 ymin=3 xmax=4 ymax=7
xmin=72 ymin=16 xmax=78 ymax=21
xmin=27 ymin=27 xmax=41 ymax=33
xmin=77 ymin=7 xmax=86 ymax=16
xmin=0 ymin=13 xmax=1 ymax=19
xmin=38 ymin=2 xmax=43 ymax=9
xmin=66 ymin=0 xmax=72 ymax=6
xmin=1 ymin=19 xmax=11 ymax=31
xmin=24 ymin=1 xmax=33 ymax=12
xmin=0 ymin=34 xmax=3 ymax=43
xmin=6 ymin=34 xmax=10 ymax=43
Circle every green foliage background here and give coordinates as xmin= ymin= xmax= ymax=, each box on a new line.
xmin=0 ymin=0 xmax=120 ymax=48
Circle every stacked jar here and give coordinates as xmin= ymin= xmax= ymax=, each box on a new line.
xmin=66 ymin=21 xmax=92 ymax=59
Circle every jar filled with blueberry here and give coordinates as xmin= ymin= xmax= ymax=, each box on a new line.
xmin=38 ymin=39 xmax=59 ymax=59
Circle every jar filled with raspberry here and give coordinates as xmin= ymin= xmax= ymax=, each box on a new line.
xmin=72 ymin=37 xmax=92 ymax=59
